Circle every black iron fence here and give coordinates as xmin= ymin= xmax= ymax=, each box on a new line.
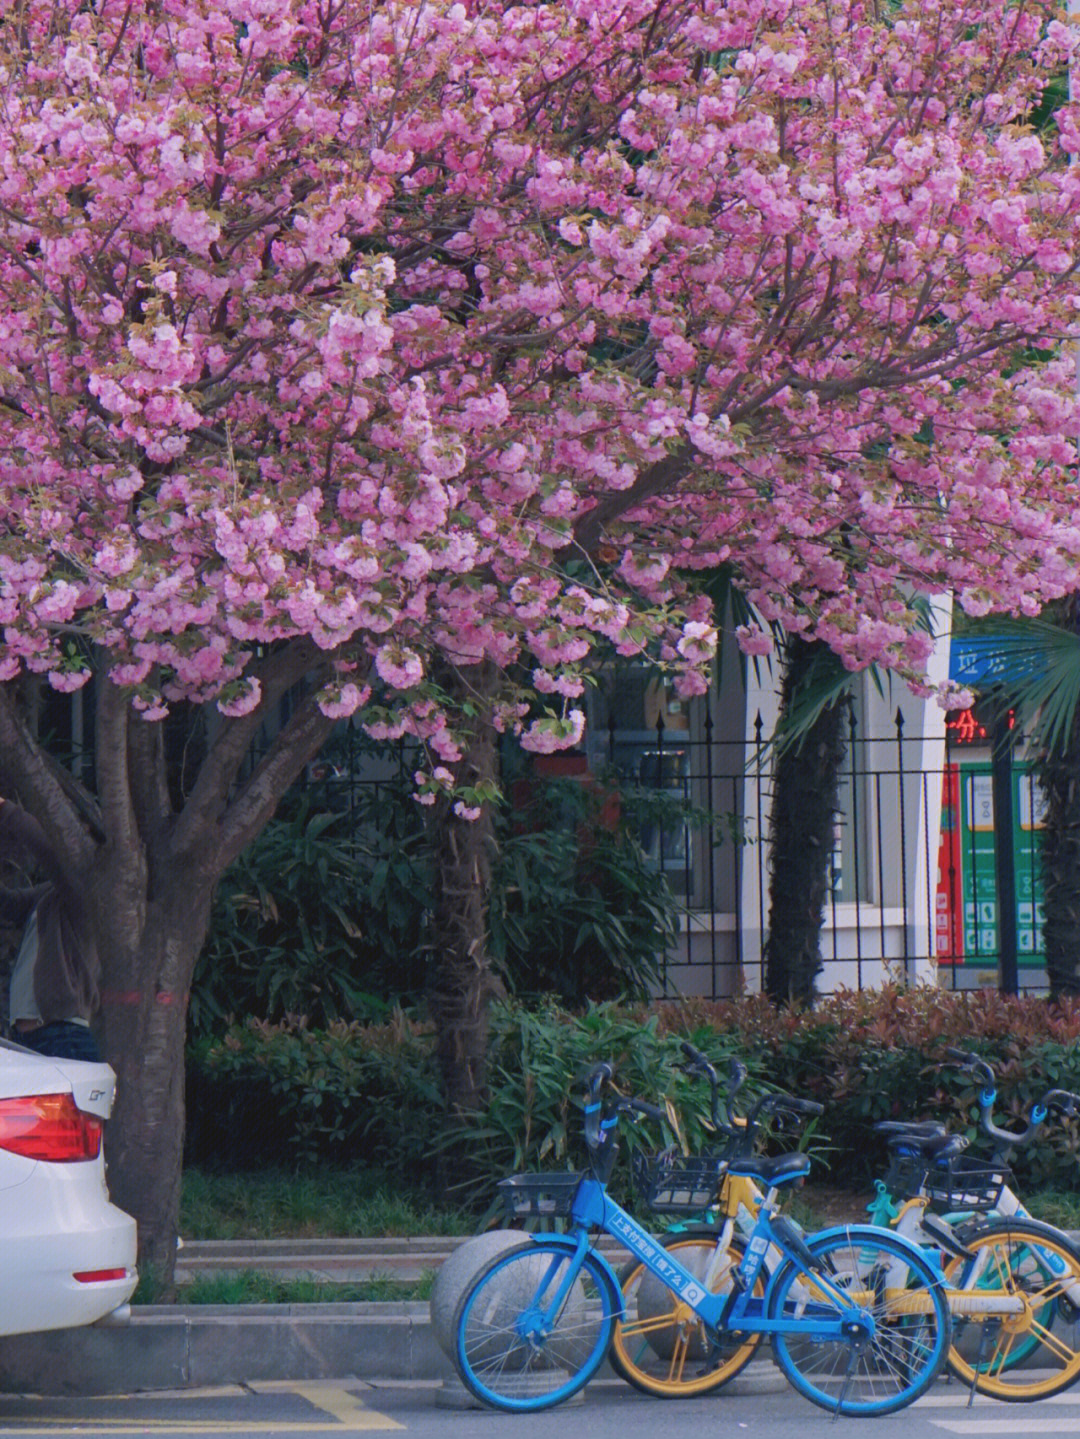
xmin=584 ymin=703 xmax=1047 ymax=1002
xmin=304 ymin=702 xmax=1047 ymax=1004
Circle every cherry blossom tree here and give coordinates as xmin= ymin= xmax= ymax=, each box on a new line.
xmin=2 ymin=0 xmax=1080 ymax=1281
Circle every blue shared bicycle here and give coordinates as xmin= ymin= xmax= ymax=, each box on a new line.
xmin=452 ymin=1062 xmax=951 ymax=1416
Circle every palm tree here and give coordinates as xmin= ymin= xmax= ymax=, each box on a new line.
xmin=762 ymin=636 xmax=851 ymax=1005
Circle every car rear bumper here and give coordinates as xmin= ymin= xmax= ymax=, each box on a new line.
xmin=0 ymin=1164 xmax=137 ymax=1335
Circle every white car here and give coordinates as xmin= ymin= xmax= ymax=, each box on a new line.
xmin=0 ymin=1037 xmax=137 ymax=1335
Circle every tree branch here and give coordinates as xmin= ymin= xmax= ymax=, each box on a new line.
xmin=126 ymin=707 xmax=172 ymax=854
xmin=0 ymin=685 xmax=100 ymax=871
xmin=95 ymin=667 xmax=141 ymax=859
xmin=170 ymin=637 xmax=331 ymax=861
xmin=573 ymin=447 xmax=693 ymax=554
xmin=217 ymin=692 xmax=339 ymax=871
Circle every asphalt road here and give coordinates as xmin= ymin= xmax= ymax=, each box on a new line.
xmin=0 ymin=1377 xmax=1075 ymax=1439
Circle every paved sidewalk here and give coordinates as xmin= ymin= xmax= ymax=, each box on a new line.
xmin=17 ymin=1227 xmax=1080 ymax=1398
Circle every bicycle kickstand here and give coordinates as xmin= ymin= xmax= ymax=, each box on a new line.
xmin=833 ymin=1345 xmax=860 ymax=1423
xmin=966 ymin=1321 xmax=999 ymax=1409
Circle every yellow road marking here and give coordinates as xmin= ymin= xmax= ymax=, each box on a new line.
xmin=249 ymin=1381 xmax=404 ymax=1429
xmin=0 ymin=1382 xmax=404 ymax=1433
xmin=0 ymin=1425 xmax=390 ymax=1434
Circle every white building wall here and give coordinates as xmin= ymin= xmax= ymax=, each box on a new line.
xmin=720 ymin=602 xmax=951 ymax=998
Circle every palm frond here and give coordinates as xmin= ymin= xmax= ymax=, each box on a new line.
xmin=973 ymin=618 xmax=1080 ymax=757
xmin=704 ymin=566 xmax=779 ymax=692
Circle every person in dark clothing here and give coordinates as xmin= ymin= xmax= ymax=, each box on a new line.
xmin=0 ymin=797 xmax=102 ymax=1063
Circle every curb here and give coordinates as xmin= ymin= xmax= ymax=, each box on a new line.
xmin=174 ymin=1235 xmax=632 ymax=1284
xmin=9 ymin=1225 xmax=1078 ymax=1397
xmin=0 ymin=1303 xmax=445 ymax=1396
xmin=0 ymin=1302 xmax=789 ymax=1398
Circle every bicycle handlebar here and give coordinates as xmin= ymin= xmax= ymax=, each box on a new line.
xmin=579 ymin=1051 xmax=824 ymax=1177
xmin=678 ymin=1041 xmax=748 ymax=1133
xmin=944 ymin=1047 xmax=994 ymax=1087
xmin=676 ymin=1042 xmax=823 ymax=1144
xmin=1042 ymin=1089 xmax=1080 ymax=1117
xmin=944 ymin=1048 xmax=1080 ymax=1152
xmin=578 ymin=1062 xmax=671 ymax=1169
xmin=623 ymin=1096 xmax=670 ymax=1126
xmin=579 ymin=1062 xmax=614 ymax=1151
xmin=748 ymin=1093 xmax=824 ymax=1123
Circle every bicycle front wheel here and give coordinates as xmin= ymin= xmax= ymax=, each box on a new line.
xmin=768 ymin=1225 xmax=950 ymax=1417
xmin=944 ymin=1215 xmax=1080 ymax=1401
xmin=609 ymin=1227 xmax=764 ymax=1397
xmin=453 ymin=1238 xmax=618 ymax=1411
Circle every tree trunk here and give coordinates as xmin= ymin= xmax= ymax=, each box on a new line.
xmin=96 ymin=883 xmax=214 ymax=1293
xmin=426 ymin=663 xmax=501 ymax=1114
xmin=763 ymin=637 xmax=849 ymax=1007
xmin=0 ymin=642 xmax=340 ymax=1291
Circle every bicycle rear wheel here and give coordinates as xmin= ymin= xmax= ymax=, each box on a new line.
xmin=943 ymin=1216 xmax=1080 ymax=1401
xmin=768 ymin=1225 xmax=950 ymax=1417
xmin=453 ymin=1238 xmax=618 ymax=1411
xmin=609 ymin=1228 xmax=764 ymax=1396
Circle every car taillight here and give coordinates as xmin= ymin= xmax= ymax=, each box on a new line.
xmin=0 ymin=1093 xmax=103 ymax=1161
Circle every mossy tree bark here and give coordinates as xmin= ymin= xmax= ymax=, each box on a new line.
xmin=762 ymin=636 xmax=849 ymax=1007
xmin=425 ymin=661 xmax=502 ymax=1114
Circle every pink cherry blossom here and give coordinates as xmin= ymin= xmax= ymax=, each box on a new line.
xmin=0 ymin=0 xmax=1073 ymax=782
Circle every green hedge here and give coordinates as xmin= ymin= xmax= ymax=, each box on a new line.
xmin=658 ymin=985 xmax=1080 ymax=1190
xmin=186 ymin=1012 xmax=444 ymax=1176
xmin=186 ymin=986 xmax=1080 ymax=1201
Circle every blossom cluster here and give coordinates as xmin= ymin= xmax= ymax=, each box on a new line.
xmin=0 ymin=0 xmax=1078 ymax=772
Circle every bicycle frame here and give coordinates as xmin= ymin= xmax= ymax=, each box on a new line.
xmin=685 ymin=1166 xmax=1029 ymax=1322
xmin=868 ymin=1181 xmax=1080 ymax=1309
xmin=552 ymin=1171 xmax=927 ymax=1341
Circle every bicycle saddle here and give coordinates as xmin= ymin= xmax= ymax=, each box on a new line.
xmin=725 ymin=1152 xmax=812 ymax=1185
xmin=883 ymin=1129 xmax=966 ymax=1159
xmin=875 ymin=1121 xmax=960 ymax=1156
xmin=874 ymin=1120 xmax=948 ymax=1139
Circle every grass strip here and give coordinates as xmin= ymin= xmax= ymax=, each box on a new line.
xmin=142 ymin=1270 xmax=436 ymax=1306
xmin=181 ymin=1165 xmax=472 ymax=1240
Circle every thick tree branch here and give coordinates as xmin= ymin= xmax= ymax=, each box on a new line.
xmin=574 ymin=448 xmax=692 ymax=554
xmin=126 ymin=709 xmax=172 ymax=853
xmin=170 ymin=637 xmax=331 ymax=861
xmin=0 ymin=685 xmax=100 ymax=872
xmin=95 ymin=668 xmax=142 ymax=859
xmin=217 ymin=692 xmax=339 ymax=871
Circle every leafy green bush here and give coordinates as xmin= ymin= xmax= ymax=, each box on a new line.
xmin=488 ymin=777 xmax=683 ymax=1004
xmin=653 ymin=985 xmax=1080 ymax=1191
xmin=186 ymin=1011 xmax=443 ymax=1173
xmin=186 ymin=988 xmax=1080 ymax=1203
xmin=190 ymin=778 xmax=432 ymax=1034
xmin=192 ymin=758 xmax=687 ymax=1031
xmin=431 ymin=1001 xmax=767 ymax=1208
xmin=187 ymin=1000 xmax=777 ymax=1205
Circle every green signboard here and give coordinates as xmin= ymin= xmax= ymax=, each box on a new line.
xmin=937 ymin=760 xmax=1044 ymax=967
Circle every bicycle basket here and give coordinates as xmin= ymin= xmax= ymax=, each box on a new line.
xmin=882 ymin=1152 xmax=930 ymax=1202
xmin=631 ymin=1152 xmax=725 ymax=1214
xmin=923 ymin=1155 xmax=1012 ymax=1213
xmin=497 ymin=1173 xmax=584 ymax=1222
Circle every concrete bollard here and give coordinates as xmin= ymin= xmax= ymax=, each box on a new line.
xmin=429 ymin=1229 xmax=529 ymax=1360
xmin=429 ymin=1229 xmax=586 ymax=1408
